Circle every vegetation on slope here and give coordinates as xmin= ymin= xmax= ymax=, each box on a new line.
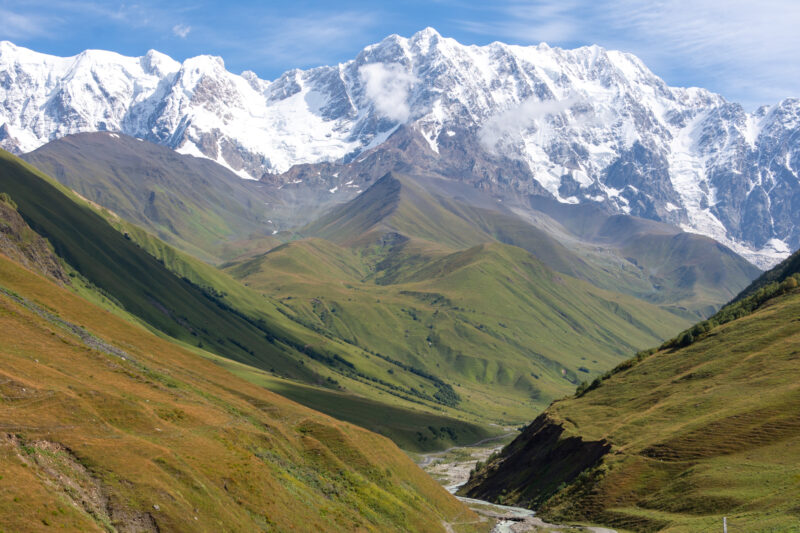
xmin=462 ymin=257 xmax=800 ymax=532
xmin=522 ymin=197 xmax=761 ymax=318
xmin=575 ymin=251 xmax=800 ymax=398
xmin=0 ymin=252 xmax=484 ymax=532
xmin=23 ymin=132 xmax=277 ymax=262
xmin=7 ymin=139 xmax=755 ymax=452
xmin=226 ymin=228 xmax=689 ymax=422
xmin=0 ymin=192 xmax=70 ymax=285
xmin=1 ymin=148 xmax=496 ymax=452
xmin=0 ymin=149 xmax=320 ymax=378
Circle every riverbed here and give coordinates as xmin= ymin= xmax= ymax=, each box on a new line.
xmin=418 ymin=434 xmax=616 ymax=533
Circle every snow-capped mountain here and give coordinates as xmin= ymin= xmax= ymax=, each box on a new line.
xmin=0 ymin=29 xmax=797 ymax=267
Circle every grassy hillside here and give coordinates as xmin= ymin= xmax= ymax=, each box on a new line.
xmin=0 ymin=250 xmax=485 ymax=532
xmin=301 ymin=173 xmax=489 ymax=249
xmin=0 ymin=192 xmax=70 ymax=285
xmin=462 ymin=264 xmax=800 ymax=532
xmin=23 ymin=132 xmax=277 ymax=262
xmin=1 ymin=148 xmax=499 ymax=453
xmin=302 ymin=173 xmax=757 ymax=319
xmin=0 ymin=148 xmax=319 ymax=379
xmin=226 ymin=232 xmax=689 ymax=423
xmin=521 ymin=197 xmax=761 ymax=317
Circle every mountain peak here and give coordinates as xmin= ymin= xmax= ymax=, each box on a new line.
xmin=181 ymin=53 xmax=225 ymax=72
xmin=0 ymin=36 xmax=798 ymax=266
xmin=141 ymin=48 xmax=180 ymax=76
xmin=410 ymin=27 xmax=443 ymax=44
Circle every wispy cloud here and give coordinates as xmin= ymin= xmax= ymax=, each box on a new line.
xmin=0 ymin=8 xmax=53 ymax=40
xmin=0 ymin=1 xmax=201 ymax=42
xmin=479 ymin=96 xmax=579 ymax=150
xmin=455 ymin=0 xmax=800 ymax=108
xmin=359 ymin=63 xmax=419 ymax=122
xmin=455 ymin=0 xmax=581 ymax=43
xmin=172 ymin=24 xmax=191 ymax=39
xmin=217 ymin=11 xmax=378 ymax=68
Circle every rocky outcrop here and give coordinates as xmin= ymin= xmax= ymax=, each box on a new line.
xmin=460 ymin=413 xmax=610 ymax=509
xmin=0 ymin=193 xmax=70 ymax=285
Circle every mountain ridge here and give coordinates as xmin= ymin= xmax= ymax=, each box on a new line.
xmin=1 ymin=31 xmax=798 ymax=266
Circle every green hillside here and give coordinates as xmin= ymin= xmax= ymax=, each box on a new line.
xmin=3 ymin=143 xmax=757 ymax=457
xmin=0 ymin=148 xmax=315 ymax=378
xmin=226 ymin=177 xmax=691 ymax=422
xmin=301 ymin=172 xmax=490 ymax=249
xmin=301 ymin=173 xmax=757 ymax=319
xmin=0 ymin=243 xmax=483 ymax=532
xmin=22 ymin=132 xmax=277 ymax=262
xmin=0 ymin=149 xmax=497 ymax=452
xmin=461 ymin=255 xmax=800 ymax=532
xmin=520 ymin=197 xmax=761 ymax=317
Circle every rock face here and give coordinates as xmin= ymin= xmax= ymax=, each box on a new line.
xmin=0 ymin=193 xmax=70 ymax=285
xmin=460 ymin=413 xmax=611 ymax=508
xmin=1 ymin=30 xmax=798 ymax=266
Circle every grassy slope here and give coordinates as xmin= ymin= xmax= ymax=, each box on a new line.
xmin=22 ymin=132 xmax=275 ymax=263
xmin=305 ymin=173 xmax=757 ymax=319
xmin=301 ymin=173 xmax=490 ymax=250
xmin=463 ymin=274 xmax=800 ymax=531
xmin=519 ymin=198 xmax=761 ymax=318
xmin=226 ymin=233 xmax=688 ymax=423
xmin=0 ymin=149 xmax=321 ymax=379
xmin=1 ymin=149 xmax=497 ymax=452
xmin=113 ymin=222 xmax=498 ymax=451
xmin=619 ymin=231 xmax=760 ymax=317
xmin=0 ymin=252 xmax=485 ymax=533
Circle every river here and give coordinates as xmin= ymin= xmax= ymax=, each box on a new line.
xmin=417 ymin=433 xmax=616 ymax=533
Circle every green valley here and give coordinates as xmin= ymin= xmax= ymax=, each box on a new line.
xmin=0 ymin=149 xmax=495 ymax=453
xmin=0 ymin=239 xmax=481 ymax=532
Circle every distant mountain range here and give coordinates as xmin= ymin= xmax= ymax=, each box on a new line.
xmin=1 ymin=29 xmax=798 ymax=267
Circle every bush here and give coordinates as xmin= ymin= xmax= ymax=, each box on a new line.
xmin=0 ymin=192 xmax=17 ymax=209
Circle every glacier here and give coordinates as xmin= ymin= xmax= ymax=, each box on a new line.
xmin=1 ymin=28 xmax=798 ymax=267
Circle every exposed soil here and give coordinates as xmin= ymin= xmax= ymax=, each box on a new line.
xmin=0 ymin=198 xmax=70 ymax=285
xmin=4 ymin=434 xmax=158 ymax=532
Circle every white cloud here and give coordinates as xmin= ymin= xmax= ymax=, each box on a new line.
xmin=0 ymin=8 xmax=51 ymax=39
xmin=216 ymin=11 xmax=378 ymax=68
xmin=479 ymin=96 xmax=578 ymax=150
xmin=172 ymin=23 xmax=191 ymax=38
xmin=359 ymin=63 xmax=419 ymax=123
xmin=455 ymin=0 xmax=581 ymax=43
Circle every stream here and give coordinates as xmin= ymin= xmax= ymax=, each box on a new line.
xmin=418 ymin=434 xmax=616 ymax=533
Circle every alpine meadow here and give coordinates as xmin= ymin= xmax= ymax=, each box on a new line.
xmin=0 ymin=5 xmax=798 ymax=532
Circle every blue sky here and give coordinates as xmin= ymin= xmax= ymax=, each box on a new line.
xmin=1 ymin=0 xmax=799 ymax=109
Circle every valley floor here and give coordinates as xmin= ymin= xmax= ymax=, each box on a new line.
xmin=419 ymin=436 xmax=619 ymax=533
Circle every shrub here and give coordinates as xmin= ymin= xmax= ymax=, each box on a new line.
xmin=0 ymin=192 xmax=17 ymax=209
